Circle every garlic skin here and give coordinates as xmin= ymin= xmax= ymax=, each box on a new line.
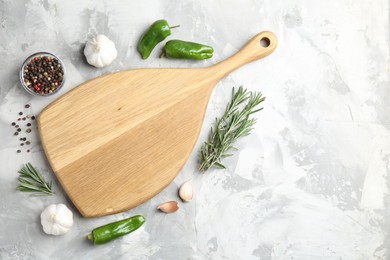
xmin=40 ymin=204 xmax=73 ymax=235
xmin=84 ymin=35 xmax=117 ymax=68
xmin=179 ymin=179 xmax=193 ymax=202
xmin=157 ymin=201 xmax=179 ymax=213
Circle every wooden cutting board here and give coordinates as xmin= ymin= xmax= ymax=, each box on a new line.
xmin=38 ymin=31 xmax=277 ymax=217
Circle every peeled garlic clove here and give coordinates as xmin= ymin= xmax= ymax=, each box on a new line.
xmin=179 ymin=179 xmax=193 ymax=202
xmin=157 ymin=201 xmax=179 ymax=213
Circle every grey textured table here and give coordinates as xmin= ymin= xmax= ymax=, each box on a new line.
xmin=0 ymin=1 xmax=389 ymax=259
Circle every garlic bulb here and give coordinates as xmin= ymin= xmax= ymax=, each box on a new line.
xmin=157 ymin=201 xmax=179 ymax=213
xmin=40 ymin=204 xmax=73 ymax=235
xmin=84 ymin=35 xmax=117 ymax=68
xmin=179 ymin=179 xmax=193 ymax=202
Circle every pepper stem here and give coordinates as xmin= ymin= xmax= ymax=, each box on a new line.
xmin=159 ymin=51 xmax=166 ymax=58
xmin=169 ymin=25 xmax=180 ymax=29
xmin=87 ymin=233 xmax=93 ymax=242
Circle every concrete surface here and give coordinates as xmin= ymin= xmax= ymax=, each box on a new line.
xmin=0 ymin=0 xmax=389 ymax=259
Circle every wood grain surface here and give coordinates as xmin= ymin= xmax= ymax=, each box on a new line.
xmin=38 ymin=31 xmax=277 ymax=217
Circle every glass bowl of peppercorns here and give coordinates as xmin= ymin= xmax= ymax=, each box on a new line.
xmin=20 ymin=52 xmax=65 ymax=96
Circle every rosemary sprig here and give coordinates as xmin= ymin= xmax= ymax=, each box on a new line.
xmin=199 ymin=86 xmax=265 ymax=172
xmin=17 ymin=163 xmax=55 ymax=196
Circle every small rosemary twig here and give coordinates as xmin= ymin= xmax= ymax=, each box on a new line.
xmin=199 ymin=86 xmax=265 ymax=172
xmin=17 ymin=163 xmax=55 ymax=196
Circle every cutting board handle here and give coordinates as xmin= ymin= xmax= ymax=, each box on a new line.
xmin=210 ymin=31 xmax=277 ymax=78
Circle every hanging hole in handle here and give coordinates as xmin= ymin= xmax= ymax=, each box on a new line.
xmin=260 ymin=37 xmax=271 ymax=48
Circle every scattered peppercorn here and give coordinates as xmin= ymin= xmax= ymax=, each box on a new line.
xmin=11 ymin=107 xmax=36 ymax=154
xmin=22 ymin=55 xmax=64 ymax=95
xmin=19 ymin=112 xmax=23 ymax=115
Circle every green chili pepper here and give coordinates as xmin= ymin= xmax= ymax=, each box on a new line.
xmin=138 ymin=20 xmax=179 ymax=59
xmin=87 ymin=215 xmax=145 ymax=244
xmin=162 ymin=40 xmax=214 ymax=60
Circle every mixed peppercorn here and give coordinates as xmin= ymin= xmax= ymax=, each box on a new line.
xmin=22 ymin=55 xmax=64 ymax=96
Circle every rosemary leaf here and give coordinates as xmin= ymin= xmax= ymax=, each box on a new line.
xmin=199 ymin=86 xmax=265 ymax=172
xmin=213 ymin=162 xmax=226 ymax=169
xmin=17 ymin=163 xmax=55 ymax=196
